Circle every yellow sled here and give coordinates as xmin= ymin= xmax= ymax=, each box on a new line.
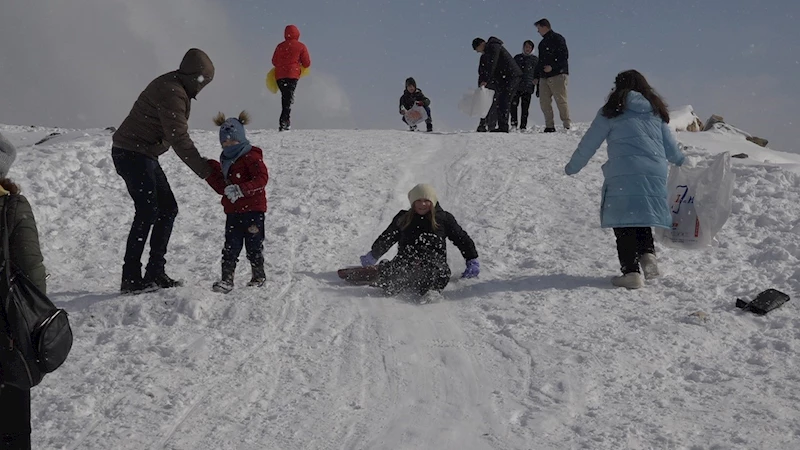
xmin=266 ymin=66 xmax=310 ymax=94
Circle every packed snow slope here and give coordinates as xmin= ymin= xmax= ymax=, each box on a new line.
xmin=3 ymin=123 xmax=800 ymax=450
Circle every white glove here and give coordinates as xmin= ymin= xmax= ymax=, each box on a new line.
xmin=224 ymin=184 xmax=244 ymax=203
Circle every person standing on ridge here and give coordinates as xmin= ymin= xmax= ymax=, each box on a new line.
xmin=272 ymin=24 xmax=312 ymax=132
xmin=472 ymin=36 xmax=522 ymax=133
xmin=511 ymin=40 xmax=539 ymax=131
xmin=533 ymin=18 xmax=571 ymax=132
xmin=476 ymin=51 xmax=498 ymax=132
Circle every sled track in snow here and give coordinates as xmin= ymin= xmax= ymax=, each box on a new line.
xmin=67 ymin=301 xmax=217 ymax=450
xmin=148 ymin=274 xmax=299 ymax=450
xmin=149 ymin=136 xmax=327 ymax=449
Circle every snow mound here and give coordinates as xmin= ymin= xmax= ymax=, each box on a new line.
xmin=669 ymin=105 xmax=703 ymax=131
xmin=2 ymin=123 xmax=799 ymax=449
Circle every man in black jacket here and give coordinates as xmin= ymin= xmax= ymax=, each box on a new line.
xmin=533 ymin=19 xmax=571 ymax=132
xmin=512 ymin=40 xmax=539 ymax=130
xmin=473 ymin=37 xmax=522 ymax=133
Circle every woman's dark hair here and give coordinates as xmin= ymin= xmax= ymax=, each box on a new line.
xmin=0 ymin=178 xmax=20 ymax=194
xmin=601 ymin=70 xmax=670 ymax=122
xmin=523 ymin=40 xmax=535 ymax=49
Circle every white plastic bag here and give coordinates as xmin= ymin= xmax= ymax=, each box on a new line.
xmin=658 ymin=152 xmax=735 ymax=249
xmin=458 ymin=87 xmax=494 ymax=118
xmin=403 ymin=104 xmax=429 ymax=126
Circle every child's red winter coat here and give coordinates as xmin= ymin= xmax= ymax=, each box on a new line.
xmin=272 ymin=25 xmax=311 ymax=80
xmin=206 ymin=147 xmax=269 ymax=214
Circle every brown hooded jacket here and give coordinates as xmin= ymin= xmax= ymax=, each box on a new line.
xmin=112 ymin=48 xmax=215 ymax=178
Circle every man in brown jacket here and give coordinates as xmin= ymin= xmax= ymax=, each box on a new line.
xmin=112 ymin=48 xmax=214 ymax=294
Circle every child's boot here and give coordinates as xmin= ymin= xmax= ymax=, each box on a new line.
xmin=248 ymin=263 xmax=266 ymax=287
xmin=212 ymin=261 xmax=236 ymax=294
xmin=426 ymin=120 xmax=433 ymax=132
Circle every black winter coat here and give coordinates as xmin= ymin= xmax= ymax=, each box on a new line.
xmin=535 ymin=30 xmax=569 ymax=78
xmin=478 ymin=53 xmax=496 ymax=90
xmin=514 ymin=53 xmax=539 ymax=93
xmin=371 ymin=204 xmax=478 ymax=264
xmin=483 ymin=37 xmax=522 ymax=87
xmin=399 ymin=90 xmax=431 ymax=112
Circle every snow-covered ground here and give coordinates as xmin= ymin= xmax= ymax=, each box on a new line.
xmin=2 ymin=122 xmax=799 ymax=449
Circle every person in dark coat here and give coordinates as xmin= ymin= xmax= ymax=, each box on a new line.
xmin=0 ymin=132 xmax=46 ymax=450
xmin=398 ymin=78 xmax=433 ymax=132
xmin=476 ymin=53 xmax=498 ymax=132
xmin=205 ymin=111 xmax=269 ymax=294
xmin=533 ymin=18 xmax=571 ymax=132
xmin=359 ymin=184 xmax=479 ymax=301
xmin=112 ymin=48 xmax=214 ymax=294
xmin=511 ymin=40 xmax=539 ymax=130
xmin=473 ymin=37 xmax=522 ymax=133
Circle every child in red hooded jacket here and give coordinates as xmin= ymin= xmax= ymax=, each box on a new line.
xmin=272 ymin=24 xmax=312 ymax=131
xmin=206 ymin=111 xmax=269 ymax=293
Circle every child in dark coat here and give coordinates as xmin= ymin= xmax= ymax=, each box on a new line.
xmin=399 ymin=77 xmax=433 ymax=132
xmin=511 ymin=40 xmax=539 ymax=130
xmin=206 ymin=111 xmax=270 ymax=293
xmin=359 ymin=184 xmax=479 ymax=301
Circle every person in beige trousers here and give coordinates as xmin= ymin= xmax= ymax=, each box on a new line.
xmin=533 ymin=18 xmax=571 ymax=132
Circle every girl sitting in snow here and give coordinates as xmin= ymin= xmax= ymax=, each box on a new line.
xmin=358 ymin=183 xmax=479 ymax=301
xmin=206 ymin=111 xmax=269 ymax=293
xmin=564 ymin=70 xmax=685 ymax=289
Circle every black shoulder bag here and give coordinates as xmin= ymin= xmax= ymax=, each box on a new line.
xmin=0 ymin=195 xmax=73 ymax=389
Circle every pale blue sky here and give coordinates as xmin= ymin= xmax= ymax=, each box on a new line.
xmin=1 ymin=0 xmax=798 ymax=151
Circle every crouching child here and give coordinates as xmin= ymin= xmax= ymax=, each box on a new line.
xmin=399 ymin=77 xmax=433 ymax=132
xmin=206 ymin=111 xmax=269 ymax=293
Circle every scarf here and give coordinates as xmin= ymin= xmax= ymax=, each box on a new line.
xmin=220 ymin=141 xmax=252 ymax=181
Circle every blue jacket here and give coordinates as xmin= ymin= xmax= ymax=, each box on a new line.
xmin=565 ymin=91 xmax=685 ymax=229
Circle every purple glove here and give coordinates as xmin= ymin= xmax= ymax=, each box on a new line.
xmin=462 ymin=259 xmax=480 ymax=278
xmin=360 ymin=252 xmax=378 ymax=267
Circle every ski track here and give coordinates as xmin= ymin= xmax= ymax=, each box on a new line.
xmin=2 ymin=123 xmax=798 ymax=449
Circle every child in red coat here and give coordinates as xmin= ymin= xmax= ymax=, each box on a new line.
xmin=272 ymin=24 xmax=311 ymax=131
xmin=206 ymin=111 xmax=269 ymax=293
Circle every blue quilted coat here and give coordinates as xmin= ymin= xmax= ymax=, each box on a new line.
xmin=565 ymin=91 xmax=685 ymax=228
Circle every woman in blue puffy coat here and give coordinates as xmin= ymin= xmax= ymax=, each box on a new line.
xmin=565 ymin=70 xmax=685 ymax=289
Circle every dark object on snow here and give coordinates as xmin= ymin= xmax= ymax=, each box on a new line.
xmin=703 ymin=114 xmax=725 ymax=131
xmin=338 ymin=266 xmax=380 ymax=285
xmin=731 ymin=153 xmax=749 ymax=159
xmin=34 ymin=132 xmax=60 ymax=146
xmin=736 ymin=289 xmax=790 ymax=315
xmin=746 ymin=136 xmax=768 ymax=147
xmin=105 ymin=126 xmax=117 ymax=132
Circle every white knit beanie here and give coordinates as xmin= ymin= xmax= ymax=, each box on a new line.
xmin=0 ymin=132 xmax=16 ymax=178
xmin=408 ymin=183 xmax=438 ymax=207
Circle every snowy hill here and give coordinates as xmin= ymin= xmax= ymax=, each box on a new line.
xmin=3 ymin=123 xmax=800 ymax=449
